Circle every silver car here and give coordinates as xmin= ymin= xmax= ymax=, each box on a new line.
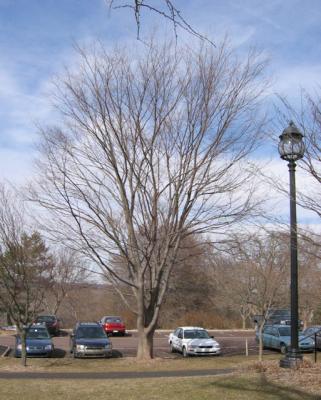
xmin=169 ymin=326 xmax=221 ymax=357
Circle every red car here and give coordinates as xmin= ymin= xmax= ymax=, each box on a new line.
xmin=34 ymin=315 xmax=61 ymax=336
xmin=100 ymin=316 xmax=126 ymax=336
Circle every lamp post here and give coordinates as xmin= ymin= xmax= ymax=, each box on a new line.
xmin=278 ymin=121 xmax=305 ymax=369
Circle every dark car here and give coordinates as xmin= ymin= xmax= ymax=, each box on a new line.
xmin=15 ymin=325 xmax=54 ymax=357
xmin=253 ymin=309 xmax=303 ymax=328
xmin=34 ymin=315 xmax=61 ymax=336
xmin=100 ymin=316 xmax=126 ymax=336
xmin=302 ymin=326 xmax=321 ymax=349
xmin=70 ymin=322 xmax=112 ymax=358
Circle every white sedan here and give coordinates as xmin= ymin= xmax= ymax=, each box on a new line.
xmin=168 ymin=326 xmax=221 ymax=357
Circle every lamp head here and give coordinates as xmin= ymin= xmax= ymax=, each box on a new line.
xmin=278 ymin=121 xmax=305 ymax=161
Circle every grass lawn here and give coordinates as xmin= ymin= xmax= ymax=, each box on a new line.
xmin=1 ymin=355 xmax=321 ymax=399
xmin=0 ymin=353 xmax=263 ymax=372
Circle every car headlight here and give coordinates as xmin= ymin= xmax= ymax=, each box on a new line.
xmin=45 ymin=345 xmax=52 ymax=350
xmin=105 ymin=344 xmax=112 ymax=349
xmin=187 ymin=345 xmax=197 ymax=350
xmin=16 ymin=344 xmax=22 ymax=350
xmin=76 ymin=344 xmax=85 ymax=350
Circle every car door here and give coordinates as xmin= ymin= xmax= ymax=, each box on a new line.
xmin=270 ymin=327 xmax=280 ymax=350
xmin=262 ymin=326 xmax=272 ymax=349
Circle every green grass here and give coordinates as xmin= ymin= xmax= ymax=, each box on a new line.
xmin=0 ymin=354 xmax=277 ymax=373
xmin=0 ymin=374 xmax=320 ymax=400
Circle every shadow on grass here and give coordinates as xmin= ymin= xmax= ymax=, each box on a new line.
xmin=208 ymin=373 xmax=320 ymax=400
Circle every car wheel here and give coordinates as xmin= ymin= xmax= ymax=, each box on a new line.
xmin=182 ymin=347 xmax=188 ymax=357
xmin=280 ymin=344 xmax=287 ymax=354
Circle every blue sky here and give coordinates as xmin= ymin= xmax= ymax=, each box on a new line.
xmin=1 ymin=0 xmax=321 ymax=190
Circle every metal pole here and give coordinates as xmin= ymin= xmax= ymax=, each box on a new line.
xmin=280 ymin=160 xmax=302 ymax=368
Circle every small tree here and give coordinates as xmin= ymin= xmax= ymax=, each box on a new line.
xmin=42 ymin=248 xmax=89 ymax=315
xmin=0 ymin=184 xmax=53 ymax=366
xmin=218 ymin=231 xmax=289 ymax=361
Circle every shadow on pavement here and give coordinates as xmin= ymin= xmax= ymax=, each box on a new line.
xmin=52 ymin=348 xmax=66 ymax=358
xmin=111 ymin=350 xmax=123 ymax=358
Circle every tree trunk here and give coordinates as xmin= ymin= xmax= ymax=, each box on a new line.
xmin=20 ymin=329 xmax=27 ymax=367
xmin=136 ymin=326 xmax=154 ymax=360
xmin=136 ymin=284 xmax=157 ymax=360
xmin=258 ymin=323 xmax=264 ymax=362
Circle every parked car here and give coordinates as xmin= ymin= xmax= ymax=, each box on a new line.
xmin=256 ymin=324 xmax=315 ymax=354
xmin=168 ymin=326 xmax=221 ymax=357
xmin=100 ymin=316 xmax=126 ymax=336
xmin=253 ymin=309 xmax=303 ymax=328
xmin=70 ymin=322 xmax=112 ymax=358
xmin=302 ymin=326 xmax=321 ymax=350
xmin=15 ymin=325 xmax=54 ymax=357
xmin=34 ymin=315 xmax=61 ymax=336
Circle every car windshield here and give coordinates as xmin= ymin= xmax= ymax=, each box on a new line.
xmin=306 ymin=327 xmax=321 ymax=334
xmin=106 ymin=317 xmax=122 ymax=323
xmin=26 ymin=328 xmax=50 ymax=339
xmin=278 ymin=327 xmax=291 ymax=336
xmin=76 ymin=327 xmax=107 ymax=339
xmin=273 ymin=310 xmax=290 ymax=317
xmin=184 ymin=330 xmax=210 ymax=339
xmin=36 ymin=316 xmax=55 ymax=322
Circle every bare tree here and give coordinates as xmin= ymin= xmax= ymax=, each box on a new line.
xmin=42 ymin=248 xmax=89 ymax=315
xmin=297 ymin=236 xmax=321 ymax=329
xmin=107 ymin=0 xmax=214 ymax=44
xmin=217 ymin=231 xmax=289 ymax=361
xmin=31 ymin=39 xmax=268 ymax=359
xmin=0 ymin=184 xmax=53 ymax=366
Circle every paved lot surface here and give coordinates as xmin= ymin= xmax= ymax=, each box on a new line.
xmin=0 ymin=329 xmax=261 ymax=358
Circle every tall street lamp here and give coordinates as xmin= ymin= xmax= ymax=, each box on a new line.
xmin=278 ymin=121 xmax=305 ymax=368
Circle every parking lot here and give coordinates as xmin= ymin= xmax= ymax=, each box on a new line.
xmin=0 ymin=329 xmax=262 ymax=358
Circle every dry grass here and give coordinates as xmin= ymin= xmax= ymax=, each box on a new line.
xmin=245 ymin=358 xmax=321 ymax=397
xmin=0 ymin=353 xmax=253 ymax=372
xmin=1 ymin=355 xmax=321 ymax=399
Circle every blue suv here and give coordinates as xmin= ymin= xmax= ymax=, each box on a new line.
xmin=256 ymin=324 xmax=314 ymax=354
xmin=15 ymin=324 xmax=54 ymax=357
xmin=70 ymin=322 xmax=112 ymax=358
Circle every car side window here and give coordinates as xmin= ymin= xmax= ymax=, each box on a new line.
xmin=177 ymin=329 xmax=183 ymax=339
xmin=271 ymin=328 xmax=279 ymax=337
xmin=174 ymin=328 xmax=180 ymax=337
xmin=264 ymin=327 xmax=272 ymax=335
